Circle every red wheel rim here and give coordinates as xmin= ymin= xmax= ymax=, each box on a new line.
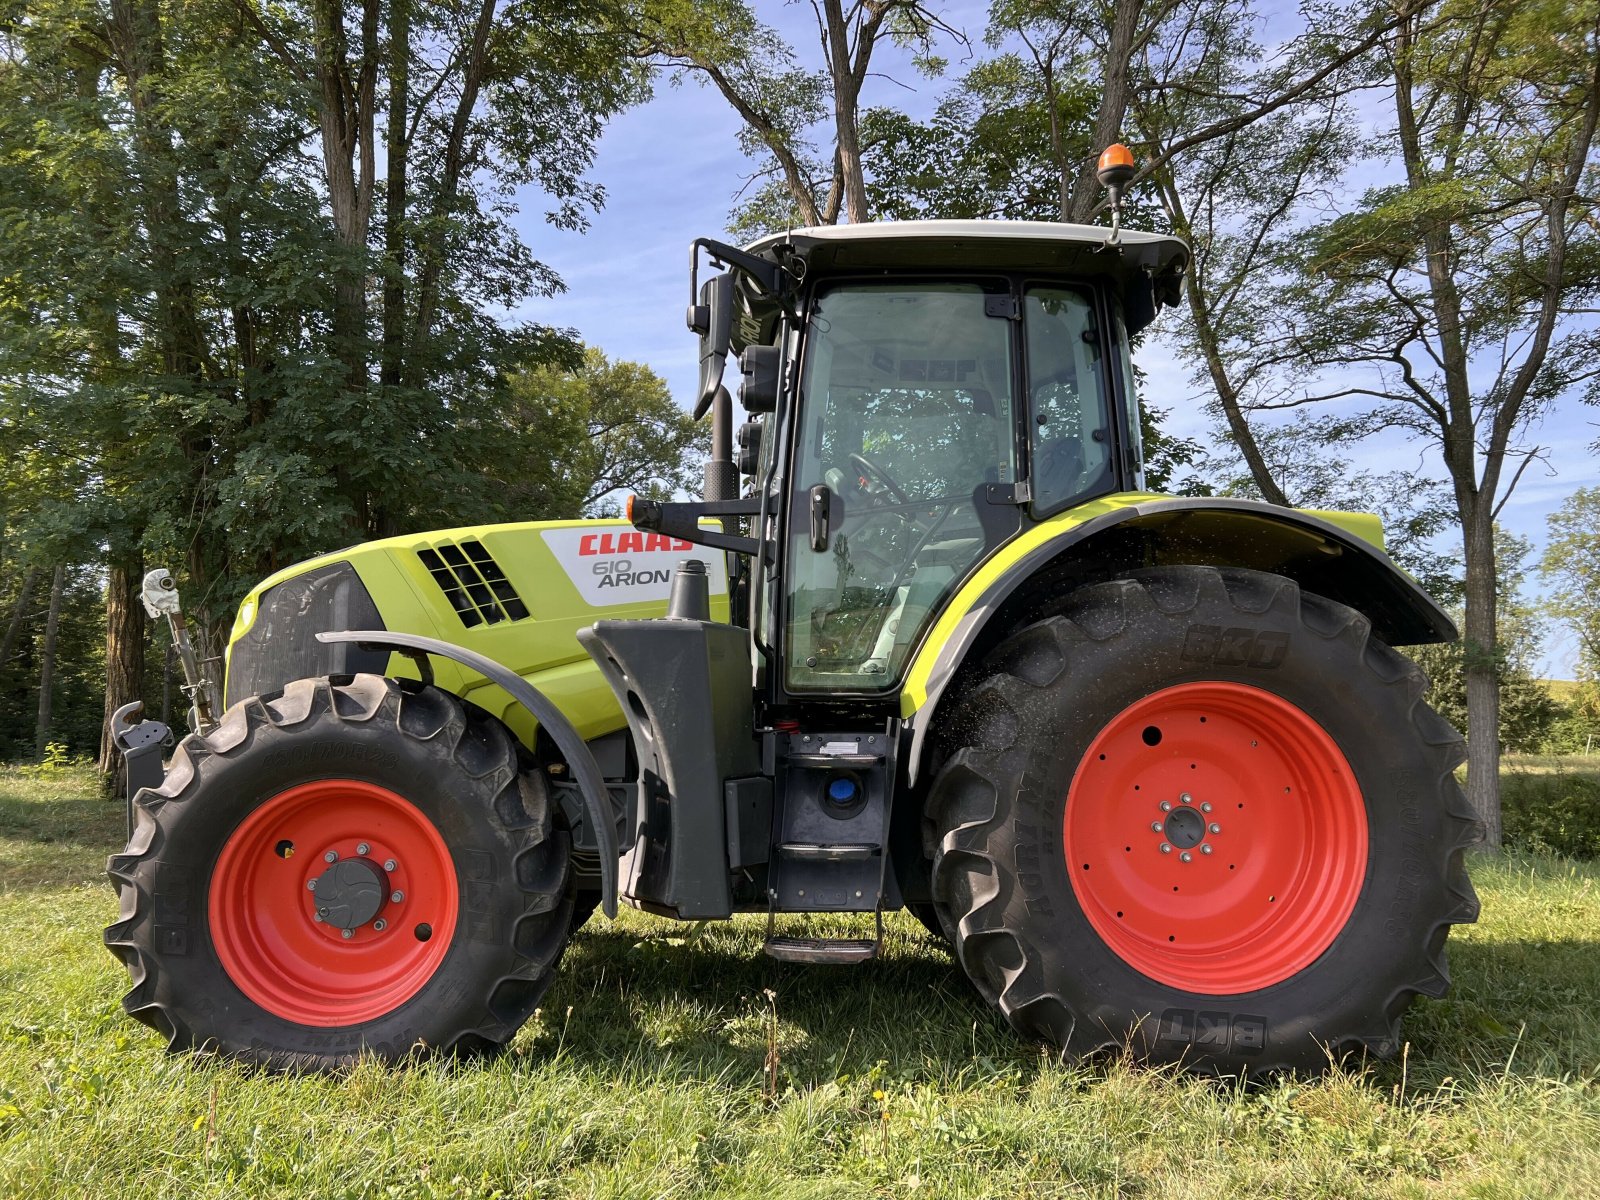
xmin=1065 ymin=682 xmax=1367 ymax=994
xmin=209 ymin=780 xmax=458 ymax=1026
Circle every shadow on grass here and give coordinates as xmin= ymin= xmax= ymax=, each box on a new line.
xmin=535 ymin=922 xmax=1600 ymax=1089
xmin=537 ymin=922 xmax=1016 ymax=1086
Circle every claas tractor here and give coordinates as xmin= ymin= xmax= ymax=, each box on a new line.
xmin=105 ymin=157 xmax=1480 ymax=1075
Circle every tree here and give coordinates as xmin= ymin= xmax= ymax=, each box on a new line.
xmin=0 ymin=0 xmax=649 ymax=778
xmin=1272 ymin=0 xmax=1600 ymax=847
xmin=1411 ymin=529 xmax=1560 ymax=756
xmin=1541 ymin=486 xmax=1600 ymax=748
xmin=1541 ymin=486 xmax=1600 ymax=682
xmin=502 ymin=348 xmax=708 ymax=519
xmin=637 ymin=0 xmax=963 ymax=231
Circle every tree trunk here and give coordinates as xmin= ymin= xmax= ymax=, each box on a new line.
xmin=1065 ymin=0 xmax=1143 ymax=223
xmin=1460 ymin=504 xmax=1501 ymax=850
xmin=34 ymin=566 xmax=65 ymax=760
xmin=0 ymin=567 xmax=40 ymax=675
xmin=379 ymin=0 xmax=409 ymax=390
xmin=98 ymin=554 xmax=148 ymax=788
xmin=311 ymin=0 xmax=379 ymax=389
xmin=1154 ymin=172 xmax=1291 ymax=506
xmin=821 ymin=0 xmax=869 ymax=223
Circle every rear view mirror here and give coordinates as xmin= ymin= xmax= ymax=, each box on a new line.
xmin=692 ymin=273 xmax=734 ymax=419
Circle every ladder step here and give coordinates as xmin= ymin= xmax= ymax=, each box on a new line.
xmin=764 ymin=936 xmax=878 ymax=964
xmin=778 ymin=842 xmax=877 ymax=861
xmin=786 ymin=752 xmax=882 ymax=769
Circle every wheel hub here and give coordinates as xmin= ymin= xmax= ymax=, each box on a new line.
xmin=1161 ymin=805 xmax=1206 ymax=850
xmin=311 ymin=858 xmax=388 ymax=930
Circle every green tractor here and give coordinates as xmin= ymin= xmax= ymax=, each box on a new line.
xmin=105 ymin=164 xmax=1479 ymax=1075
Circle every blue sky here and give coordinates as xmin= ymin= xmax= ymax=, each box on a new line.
xmin=508 ymin=3 xmax=1597 ymax=677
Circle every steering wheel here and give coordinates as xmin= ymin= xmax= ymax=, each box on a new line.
xmin=847 ymin=452 xmax=911 ymax=506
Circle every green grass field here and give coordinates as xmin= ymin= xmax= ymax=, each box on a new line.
xmin=2 ymin=765 xmax=1598 ymax=1199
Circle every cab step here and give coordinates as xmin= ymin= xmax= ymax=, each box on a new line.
xmin=777 ymin=842 xmax=876 ymax=861
xmin=764 ymin=936 xmax=878 ymax=964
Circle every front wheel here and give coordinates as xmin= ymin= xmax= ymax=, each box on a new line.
xmin=105 ymin=675 xmax=574 ymax=1070
xmin=927 ymin=567 xmax=1480 ymax=1074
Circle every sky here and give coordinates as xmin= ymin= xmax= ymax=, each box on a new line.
xmin=506 ymin=2 xmax=1597 ymax=678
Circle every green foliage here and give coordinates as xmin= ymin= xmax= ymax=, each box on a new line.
xmin=1500 ymin=767 xmax=1600 ymax=859
xmin=1541 ymin=681 xmax=1600 ymax=755
xmin=0 ymin=0 xmax=651 ymax=755
xmin=501 ymin=347 xmax=709 ymax=518
xmin=0 ymin=566 xmax=106 ymax=762
xmin=1408 ymin=529 xmax=1560 ymax=754
xmin=858 ymin=54 xmax=1098 ymax=224
xmin=1540 ymin=486 xmax=1600 ymax=683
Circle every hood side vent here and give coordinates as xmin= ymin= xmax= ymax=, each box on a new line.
xmin=417 ymin=540 xmax=530 ymax=628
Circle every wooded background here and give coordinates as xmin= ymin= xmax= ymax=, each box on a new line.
xmin=1 ymin=0 xmax=1596 ymax=847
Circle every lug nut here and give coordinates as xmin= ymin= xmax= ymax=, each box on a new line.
xmin=1180 ymin=851 xmax=1192 ymax=863
xmin=391 ymin=891 xmax=404 ymax=903
xmin=1209 ymin=823 xmax=1222 ymax=834
xmin=1180 ymin=793 xmax=1192 ymax=805
xmin=1150 ymin=821 xmax=1164 ymax=832
xmin=356 ymin=842 xmax=370 ymax=856
xmin=313 ymin=912 xmax=324 ymax=923
xmin=1159 ymin=801 xmax=1172 ymax=812
xmin=324 ymin=851 xmax=338 ymax=863
xmin=341 ymin=928 xmax=354 ymax=940
xmin=1201 ymin=845 xmax=1213 ymax=855
xmin=383 ymin=859 xmax=397 ymax=873
xmin=1201 ymin=802 xmax=1213 ymax=813
xmin=373 ymin=919 xmax=387 ymax=932
xmin=306 ymin=879 xmax=318 ymax=891
xmin=1159 ymin=843 xmax=1172 ymax=855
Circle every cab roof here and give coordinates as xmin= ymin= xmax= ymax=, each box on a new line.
xmin=744 ymin=219 xmax=1190 ymax=324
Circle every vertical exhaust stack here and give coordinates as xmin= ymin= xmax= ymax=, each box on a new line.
xmin=705 ymin=384 xmax=739 ymax=538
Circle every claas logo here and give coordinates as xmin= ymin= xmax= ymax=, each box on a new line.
xmin=577 ymin=532 xmax=694 ymax=556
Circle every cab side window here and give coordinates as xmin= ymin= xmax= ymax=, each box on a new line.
xmin=1025 ymin=287 xmax=1113 ymax=513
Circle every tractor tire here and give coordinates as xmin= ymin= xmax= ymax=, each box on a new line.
xmin=104 ymin=674 xmax=575 ymax=1071
xmin=926 ymin=567 xmax=1480 ymax=1075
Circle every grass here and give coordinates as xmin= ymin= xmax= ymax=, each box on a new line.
xmin=2 ymin=765 xmax=1599 ymax=1199
xmin=1503 ymin=753 xmax=1600 ymax=776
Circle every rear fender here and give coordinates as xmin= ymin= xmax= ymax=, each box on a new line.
xmin=899 ymin=496 xmax=1455 ymax=785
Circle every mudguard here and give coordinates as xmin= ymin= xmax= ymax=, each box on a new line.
xmin=899 ymin=496 xmax=1456 ymax=784
xmin=317 ymin=630 xmax=619 ymax=917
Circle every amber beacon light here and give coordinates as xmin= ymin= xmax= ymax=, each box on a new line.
xmin=1096 ymin=142 xmax=1137 ymax=243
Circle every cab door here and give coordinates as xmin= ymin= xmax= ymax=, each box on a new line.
xmin=782 ymin=280 xmax=1020 ymax=694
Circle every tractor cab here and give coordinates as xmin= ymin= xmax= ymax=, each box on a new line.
xmin=630 ymin=221 xmax=1188 ymax=715
xmin=589 ymin=220 xmax=1191 ymax=941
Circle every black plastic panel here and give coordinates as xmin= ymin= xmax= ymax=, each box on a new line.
xmin=224 ymin=562 xmax=388 ymax=707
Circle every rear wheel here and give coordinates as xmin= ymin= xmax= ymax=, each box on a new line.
xmin=105 ymin=675 xmax=574 ymax=1070
xmin=927 ymin=567 xmax=1480 ymax=1074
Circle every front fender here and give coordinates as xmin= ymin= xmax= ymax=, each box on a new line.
xmin=899 ymin=495 xmax=1455 ymax=784
xmin=317 ymin=630 xmax=619 ymax=917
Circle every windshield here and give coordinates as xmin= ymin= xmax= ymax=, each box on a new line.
xmin=785 ymin=282 xmax=1017 ymax=692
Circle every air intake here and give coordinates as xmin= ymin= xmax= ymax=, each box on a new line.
xmin=416 ymin=540 xmax=530 ymax=628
